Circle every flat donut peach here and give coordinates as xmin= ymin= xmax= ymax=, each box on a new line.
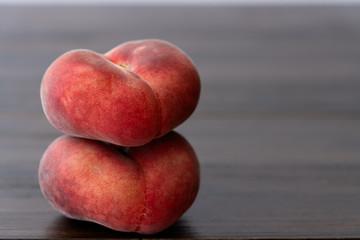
xmin=38 ymin=131 xmax=200 ymax=234
xmin=41 ymin=39 xmax=200 ymax=146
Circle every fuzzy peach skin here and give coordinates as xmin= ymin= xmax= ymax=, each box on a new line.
xmin=40 ymin=39 xmax=200 ymax=146
xmin=104 ymin=39 xmax=200 ymax=138
xmin=38 ymin=131 xmax=200 ymax=234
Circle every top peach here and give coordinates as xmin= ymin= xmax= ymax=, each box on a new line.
xmin=40 ymin=39 xmax=201 ymax=146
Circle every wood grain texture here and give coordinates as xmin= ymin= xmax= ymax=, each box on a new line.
xmin=1 ymin=5 xmax=360 ymax=239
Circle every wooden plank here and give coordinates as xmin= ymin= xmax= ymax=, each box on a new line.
xmin=2 ymin=113 xmax=360 ymax=238
xmin=1 ymin=6 xmax=360 ymax=113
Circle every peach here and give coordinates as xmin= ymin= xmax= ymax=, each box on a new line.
xmin=40 ymin=39 xmax=200 ymax=146
xmin=38 ymin=131 xmax=200 ymax=234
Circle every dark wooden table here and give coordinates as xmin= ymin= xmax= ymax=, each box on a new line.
xmin=1 ymin=5 xmax=360 ymax=239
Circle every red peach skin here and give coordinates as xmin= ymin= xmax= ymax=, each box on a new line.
xmin=38 ymin=132 xmax=200 ymax=234
xmin=40 ymin=39 xmax=200 ymax=146
xmin=105 ymin=39 xmax=201 ymax=138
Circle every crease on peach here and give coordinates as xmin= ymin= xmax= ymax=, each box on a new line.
xmin=134 ymin=168 xmax=148 ymax=233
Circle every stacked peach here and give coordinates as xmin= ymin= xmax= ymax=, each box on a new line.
xmin=39 ymin=39 xmax=201 ymax=234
